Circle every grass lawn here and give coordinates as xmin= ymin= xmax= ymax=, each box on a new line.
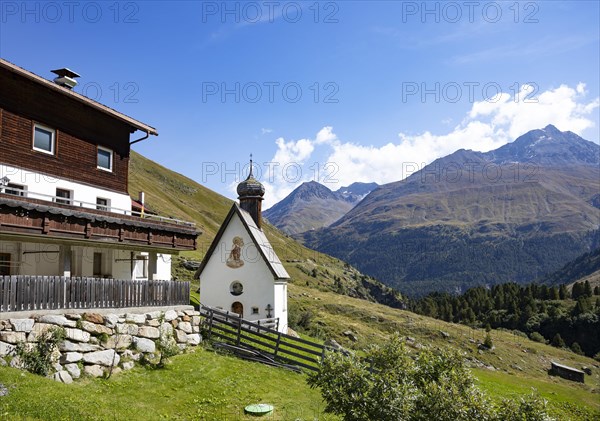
xmin=0 ymin=346 xmax=337 ymax=421
xmin=474 ymin=368 xmax=600 ymax=420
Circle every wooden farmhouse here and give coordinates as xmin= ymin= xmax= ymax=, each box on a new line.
xmin=195 ymin=164 xmax=290 ymax=333
xmin=0 ymin=58 xmax=199 ymax=282
xmin=549 ymin=361 xmax=585 ymax=383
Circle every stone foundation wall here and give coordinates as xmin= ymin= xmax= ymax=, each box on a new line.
xmin=0 ymin=308 xmax=202 ymax=383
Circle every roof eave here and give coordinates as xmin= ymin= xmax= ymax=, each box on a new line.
xmin=194 ymin=203 xmax=290 ymax=280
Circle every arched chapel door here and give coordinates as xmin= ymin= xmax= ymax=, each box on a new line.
xmin=231 ymin=301 xmax=243 ymax=317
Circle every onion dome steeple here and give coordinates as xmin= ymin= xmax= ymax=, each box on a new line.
xmin=237 ymin=156 xmax=264 ymax=229
xmin=237 ymin=156 xmax=265 ymax=198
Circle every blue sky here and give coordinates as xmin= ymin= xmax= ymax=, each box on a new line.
xmin=1 ymin=1 xmax=599 ymax=207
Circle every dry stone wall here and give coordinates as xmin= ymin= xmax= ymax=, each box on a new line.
xmin=0 ymin=308 xmax=202 ymax=383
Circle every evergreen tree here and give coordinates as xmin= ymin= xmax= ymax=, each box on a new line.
xmin=572 ymin=297 xmax=590 ymax=316
xmin=572 ymin=282 xmax=584 ymax=299
xmin=559 ymin=284 xmax=569 ymax=300
xmin=584 ymin=280 xmax=593 ymax=298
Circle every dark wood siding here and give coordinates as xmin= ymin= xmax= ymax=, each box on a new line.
xmin=0 ymin=67 xmax=131 ymax=193
xmin=0 ymin=199 xmax=199 ymax=252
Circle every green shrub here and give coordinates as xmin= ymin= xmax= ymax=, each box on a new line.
xmin=14 ymin=327 xmax=66 ymax=376
xmin=308 ymin=334 xmax=555 ymax=421
xmin=570 ymin=342 xmax=584 ymax=355
xmin=496 ymin=392 xmax=553 ymax=421
xmin=551 ymin=333 xmax=565 ymax=348
xmin=484 ymin=332 xmax=494 ymax=349
xmin=529 ymin=332 xmax=546 ymax=343
xmin=155 ymin=318 xmax=180 ymax=368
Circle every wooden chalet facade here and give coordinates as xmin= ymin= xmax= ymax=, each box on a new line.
xmin=0 ymin=59 xmax=199 ymax=281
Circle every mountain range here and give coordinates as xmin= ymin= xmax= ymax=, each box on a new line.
xmin=300 ymin=125 xmax=600 ymax=296
xmin=263 ymin=181 xmax=378 ymax=234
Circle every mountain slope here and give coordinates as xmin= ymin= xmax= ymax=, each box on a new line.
xmin=128 ymin=151 xmax=403 ymax=308
xmin=301 ymin=125 xmax=600 ymax=296
xmin=541 ymin=247 xmax=600 ymax=287
xmin=264 ymin=181 xmax=377 ymax=235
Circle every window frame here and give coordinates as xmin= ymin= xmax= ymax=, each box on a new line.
xmin=3 ymin=183 xmax=26 ymax=197
xmin=55 ymin=188 xmax=73 ymax=205
xmin=93 ymin=252 xmax=103 ymax=277
xmin=97 ymin=146 xmax=114 ymax=172
xmin=96 ymin=197 xmax=110 ymax=211
xmin=0 ymin=253 xmax=10 ymax=276
xmin=32 ymin=123 xmax=56 ymax=155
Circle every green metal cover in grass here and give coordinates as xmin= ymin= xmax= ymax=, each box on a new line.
xmin=244 ymin=403 xmax=274 ymax=415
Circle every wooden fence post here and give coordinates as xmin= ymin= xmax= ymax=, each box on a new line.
xmin=273 ymin=331 xmax=282 ymax=359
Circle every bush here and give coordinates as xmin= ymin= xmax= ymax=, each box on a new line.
xmin=529 ymin=332 xmax=546 ymax=343
xmin=570 ymin=342 xmax=584 ymax=355
xmin=551 ymin=333 xmax=565 ymax=348
xmin=497 ymin=392 xmax=553 ymax=421
xmin=484 ymin=332 xmax=493 ymax=349
xmin=14 ymin=327 xmax=66 ymax=376
xmin=308 ymin=334 xmax=553 ymax=420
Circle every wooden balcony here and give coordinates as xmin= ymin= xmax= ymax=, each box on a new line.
xmin=0 ymin=193 xmax=200 ymax=252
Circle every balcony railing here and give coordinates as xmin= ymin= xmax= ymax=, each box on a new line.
xmin=0 ymin=276 xmax=190 ymax=313
xmin=0 ymin=186 xmax=195 ymax=227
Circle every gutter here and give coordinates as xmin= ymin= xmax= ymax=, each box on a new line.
xmin=130 ymin=130 xmax=150 ymax=145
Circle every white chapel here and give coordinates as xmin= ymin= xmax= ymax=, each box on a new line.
xmin=195 ymin=162 xmax=289 ymax=333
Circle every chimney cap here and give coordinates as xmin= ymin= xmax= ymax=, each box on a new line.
xmin=51 ymin=68 xmax=80 ymax=79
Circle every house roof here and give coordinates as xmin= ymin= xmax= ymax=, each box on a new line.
xmin=550 ymin=361 xmax=585 ymax=374
xmin=195 ymin=203 xmax=290 ymax=280
xmin=0 ymin=58 xmax=158 ymax=136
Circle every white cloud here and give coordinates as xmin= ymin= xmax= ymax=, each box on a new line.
xmin=257 ymin=83 xmax=599 ymax=209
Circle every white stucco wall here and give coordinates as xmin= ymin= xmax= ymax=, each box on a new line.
xmin=199 ymin=213 xmax=288 ymax=332
xmin=274 ymin=282 xmax=288 ymax=331
xmin=0 ymin=164 xmax=132 ymax=213
xmin=155 ymin=254 xmax=172 ymax=280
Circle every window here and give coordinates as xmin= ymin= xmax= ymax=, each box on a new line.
xmin=33 ymin=124 xmax=55 ymax=154
xmin=55 ymin=188 xmax=72 ymax=205
xmin=96 ymin=197 xmax=110 ymax=211
xmin=134 ymin=254 xmax=148 ymax=279
xmin=97 ymin=146 xmax=113 ymax=172
xmin=0 ymin=253 xmax=10 ymax=276
xmin=93 ymin=252 xmax=102 ymax=277
xmin=230 ymin=281 xmax=244 ymax=296
xmin=4 ymin=183 xmax=26 ymax=197
xmin=251 ymin=307 xmax=259 ymax=315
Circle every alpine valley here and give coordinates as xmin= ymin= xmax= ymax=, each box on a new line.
xmin=298 ymin=125 xmax=600 ymax=296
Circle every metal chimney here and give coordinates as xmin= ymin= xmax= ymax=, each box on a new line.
xmin=51 ymin=68 xmax=80 ymax=90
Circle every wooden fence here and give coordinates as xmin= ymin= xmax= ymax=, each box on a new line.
xmin=0 ymin=276 xmax=190 ymax=313
xmin=200 ymin=305 xmax=327 ymax=372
